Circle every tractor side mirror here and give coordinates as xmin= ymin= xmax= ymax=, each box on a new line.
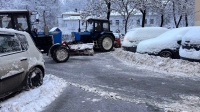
xmin=30 ymin=11 xmax=39 ymax=25
xmin=36 ymin=14 xmax=39 ymax=22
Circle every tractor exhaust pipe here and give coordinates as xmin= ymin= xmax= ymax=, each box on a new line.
xmin=43 ymin=11 xmax=49 ymax=35
xmin=78 ymin=19 xmax=81 ymax=32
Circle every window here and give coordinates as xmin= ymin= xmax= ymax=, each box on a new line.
xmin=95 ymin=22 xmax=101 ymax=31
xmin=110 ymin=20 xmax=112 ymax=25
xmin=16 ymin=34 xmax=29 ymax=50
xmin=0 ymin=15 xmax=12 ymax=28
xmin=87 ymin=20 xmax=93 ymax=32
xmin=116 ymin=20 xmax=119 ymax=25
xmin=13 ymin=15 xmax=28 ymax=31
xmin=145 ymin=19 xmax=147 ymax=24
xmin=150 ymin=19 xmax=154 ymax=24
xmin=123 ymin=20 xmax=126 ymax=24
xmin=103 ymin=22 xmax=109 ymax=31
xmin=137 ymin=19 xmax=140 ymax=25
xmin=0 ymin=35 xmax=21 ymax=54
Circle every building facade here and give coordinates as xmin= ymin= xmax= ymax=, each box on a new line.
xmin=195 ymin=0 xmax=200 ymax=25
xmin=58 ymin=11 xmax=159 ymax=35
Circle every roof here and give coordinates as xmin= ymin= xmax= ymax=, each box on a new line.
xmin=62 ymin=11 xmax=81 ymax=16
xmin=0 ymin=10 xmax=29 ymax=13
xmin=63 ymin=16 xmax=81 ymax=20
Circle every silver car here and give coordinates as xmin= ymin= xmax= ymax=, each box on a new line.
xmin=0 ymin=28 xmax=45 ymax=99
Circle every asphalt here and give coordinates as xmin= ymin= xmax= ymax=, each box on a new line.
xmin=42 ymin=50 xmax=200 ymax=112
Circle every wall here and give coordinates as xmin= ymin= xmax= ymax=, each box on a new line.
xmin=195 ymin=0 xmax=200 ymax=26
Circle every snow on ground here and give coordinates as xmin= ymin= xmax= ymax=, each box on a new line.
xmin=112 ymin=48 xmax=200 ymax=80
xmin=0 ymin=74 xmax=67 ymax=112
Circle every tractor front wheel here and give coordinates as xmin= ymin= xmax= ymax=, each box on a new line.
xmin=52 ymin=46 xmax=70 ymax=63
xmin=98 ymin=35 xmax=114 ymax=52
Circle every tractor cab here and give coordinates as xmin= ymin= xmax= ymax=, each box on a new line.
xmin=86 ymin=18 xmax=110 ymax=33
xmin=0 ymin=10 xmax=33 ymax=33
xmin=72 ymin=18 xmax=115 ymax=51
xmin=0 ymin=10 xmax=54 ymax=54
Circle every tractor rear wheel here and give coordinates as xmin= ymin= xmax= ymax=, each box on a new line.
xmin=98 ymin=34 xmax=114 ymax=52
xmin=52 ymin=46 xmax=69 ymax=63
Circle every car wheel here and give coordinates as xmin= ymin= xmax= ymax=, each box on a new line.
xmin=52 ymin=46 xmax=69 ymax=63
xmin=26 ymin=67 xmax=44 ymax=89
xmin=98 ymin=35 xmax=114 ymax=52
xmin=159 ymin=50 xmax=173 ymax=58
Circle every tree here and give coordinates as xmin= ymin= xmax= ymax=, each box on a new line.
xmin=152 ymin=0 xmax=171 ymax=27
xmin=82 ymin=0 xmax=114 ymax=20
xmin=133 ymin=0 xmax=153 ymax=27
xmin=170 ymin=0 xmax=194 ymax=28
xmin=112 ymin=0 xmax=136 ymax=33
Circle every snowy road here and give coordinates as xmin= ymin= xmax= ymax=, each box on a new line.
xmin=43 ymin=49 xmax=200 ymax=112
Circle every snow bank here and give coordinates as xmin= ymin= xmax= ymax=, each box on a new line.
xmin=137 ymin=27 xmax=191 ymax=54
xmin=0 ymin=74 xmax=67 ymax=112
xmin=113 ymin=49 xmax=200 ymax=79
xmin=122 ymin=27 xmax=168 ymax=47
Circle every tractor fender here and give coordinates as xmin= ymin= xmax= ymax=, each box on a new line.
xmin=100 ymin=32 xmax=115 ymax=40
xmin=48 ymin=44 xmax=69 ymax=57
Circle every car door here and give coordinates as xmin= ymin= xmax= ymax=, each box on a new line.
xmin=0 ymin=33 xmax=29 ymax=95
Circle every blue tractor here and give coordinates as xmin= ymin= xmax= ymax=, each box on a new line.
xmin=0 ymin=10 xmax=70 ymax=63
xmin=72 ymin=18 xmax=115 ymax=52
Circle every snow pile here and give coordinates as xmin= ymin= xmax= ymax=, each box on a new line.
xmin=67 ymin=82 xmax=122 ymax=100
xmin=122 ymin=27 xmax=168 ymax=47
xmin=179 ymin=27 xmax=200 ymax=59
xmin=0 ymin=74 xmax=67 ymax=112
xmin=137 ymin=27 xmax=191 ymax=54
xmin=113 ymin=49 xmax=200 ymax=79
xmin=162 ymin=95 xmax=200 ymax=112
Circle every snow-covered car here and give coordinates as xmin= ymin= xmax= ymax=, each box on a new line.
xmin=122 ymin=27 xmax=169 ymax=52
xmin=113 ymin=33 xmax=123 ymax=48
xmin=0 ymin=28 xmax=45 ymax=99
xmin=179 ymin=27 xmax=200 ymax=62
xmin=136 ymin=27 xmax=192 ymax=59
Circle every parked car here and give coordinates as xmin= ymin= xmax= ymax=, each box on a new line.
xmin=122 ymin=27 xmax=169 ymax=52
xmin=113 ymin=33 xmax=123 ymax=48
xmin=179 ymin=27 xmax=200 ymax=62
xmin=136 ymin=27 xmax=192 ymax=59
xmin=0 ymin=28 xmax=45 ymax=99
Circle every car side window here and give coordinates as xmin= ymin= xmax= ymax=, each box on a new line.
xmin=0 ymin=34 xmax=21 ymax=54
xmin=16 ymin=34 xmax=29 ymax=50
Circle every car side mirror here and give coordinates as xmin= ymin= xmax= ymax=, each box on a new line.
xmin=177 ymin=40 xmax=181 ymax=45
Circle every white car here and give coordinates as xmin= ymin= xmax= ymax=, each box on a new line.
xmin=0 ymin=28 xmax=45 ymax=99
xmin=122 ymin=27 xmax=169 ymax=52
xmin=179 ymin=27 xmax=200 ymax=62
xmin=137 ymin=27 xmax=192 ymax=59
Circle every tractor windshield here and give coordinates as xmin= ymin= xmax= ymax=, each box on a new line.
xmin=87 ymin=20 xmax=93 ymax=32
xmin=0 ymin=15 xmax=12 ymax=28
xmin=13 ymin=15 xmax=28 ymax=31
xmin=0 ymin=14 xmax=28 ymax=31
